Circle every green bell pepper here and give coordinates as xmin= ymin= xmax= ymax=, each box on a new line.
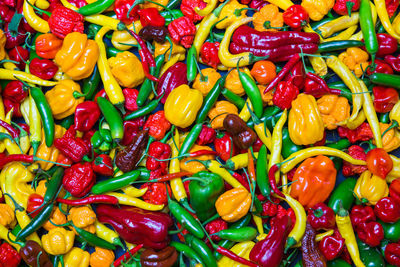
xmin=357 ymin=238 xmax=385 ymax=267
xmin=378 ymin=219 xmax=400 ymax=242
xmin=328 ymin=177 xmax=357 ymax=214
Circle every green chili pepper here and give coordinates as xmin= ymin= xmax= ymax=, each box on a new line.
xmin=221 ymin=88 xmax=246 ymax=110
xmin=328 ymin=177 xmax=357 ymax=214
xmin=378 ymin=219 xmax=400 ymax=242
xmin=72 ymin=223 xmax=116 ymax=250
xmin=261 ymin=106 xmax=283 ymax=131
xmin=360 ymin=0 xmax=378 ymax=63
xmin=106 ymin=47 xmax=123 ymax=58
xmin=325 ymin=139 xmax=351 ymax=150
xmin=60 ymin=115 xmax=74 ymax=129
xmin=327 ymin=258 xmax=351 ymax=267
xmin=317 ymin=40 xmax=364 ymax=53
xmin=196 ymin=76 xmax=226 ymax=123
xmin=369 ymin=73 xmax=400 ymax=89
xmin=311 ymin=17 xmax=335 ymax=30
xmin=237 ymin=65 xmax=263 ymax=118
xmin=380 ymin=112 xmax=390 ymax=124
xmin=357 ymin=238 xmax=385 ymax=267
xmin=170 ymin=241 xmax=205 ymax=266
xmin=87 ymin=24 xmax=102 ymax=39
xmin=77 ymin=0 xmax=114 ymax=15
xmin=187 ymin=46 xmax=197 ymax=82
xmin=256 ymin=145 xmax=270 ymax=198
xmin=16 ymin=203 xmax=54 ymax=241
xmin=166 ymin=0 xmax=181 ymax=9
xmin=178 ymin=123 xmax=203 ymax=157
xmin=11 ymin=224 xmax=21 ymax=237
xmin=213 ymin=227 xmax=257 ymax=242
xmin=282 ymin=128 xmax=303 ymax=158
xmin=82 ymin=64 xmax=101 ymax=100
xmin=160 ymin=9 xmax=184 ymax=25
xmin=96 ymin=97 xmax=124 ymax=143
xmin=43 ymin=167 xmax=64 ymax=204
xmin=124 ymin=98 xmax=160 ymax=121
xmin=91 ymin=169 xmax=142 ymax=194
xmin=137 ymin=54 xmax=164 ymax=107
xmin=30 ymin=86 xmax=55 ymax=147
xmin=186 ymin=235 xmax=218 ymax=267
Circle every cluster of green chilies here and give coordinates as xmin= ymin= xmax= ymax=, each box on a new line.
xmin=2 ymin=0 xmax=400 ymax=266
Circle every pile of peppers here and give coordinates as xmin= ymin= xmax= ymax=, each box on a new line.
xmin=3 ymin=0 xmax=400 ymax=266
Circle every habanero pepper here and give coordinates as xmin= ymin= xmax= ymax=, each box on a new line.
xmin=92 ymin=154 xmax=114 ymax=177
xmin=390 ymin=178 xmax=400 ymax=204
xmin=319 ymin=229 xmax=345 ymax=261
xmin=54 ymin=127 xmax=90 ymax=163
xmin=385 ymin=242 xmax=400 ymax=266
xmin=140 ymin=246 xmax=178 ymax=267
xmin=2 ymin=81 xmax=28 ymax=104
xmin=200 ymin=42 xmax=220 ymax=69
xmin=333 ymin=0 xmax=360 ymax=16
xmin=62 ymin=162 xmax=96 ymax=198
xmin=307 ymin=203 xmax=336 ymax=231
xmin=180 ymin=0 xmax=206 ymax=22
xmin=140 ymin=182 xmax=171 ymax=206
xmin=144 ymin=110 xmax=171 ymax=140
xmin=356 ymin=221 xmax=384 ymax=247
xmin=374 ymin=196 xmax=400 ymax=223
xmin=74 ymin=101 xmax=101 ymax=132
xmin=48 ymin=5 xmax=85 ymax=39
xmin=206 ymin=218 xmax=228 ymax=242
xmin=214 ymin=132 xmax=237 ymax=161
xmin=146 ymin=141 xmax=171 ymax=178
xmin=139 ymin=25 xmax=168 ymax=43
xmin=0 ymin=242 xmax=21 ymax=267
xmin=283 ymin=5 xmax=310 ymax=30
xmin=138 ymin=8 xmax=165 ymax=27
xmin=372 ymin=86 xmax=399 ymax=113
xmin=272 ymin=80 xmax=299 ymax=109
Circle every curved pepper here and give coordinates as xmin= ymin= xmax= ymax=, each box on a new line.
xmin=218 ymin=241 xmax=255 ymax=267
xmin=354 ymin=170 xmax=389 ymax=205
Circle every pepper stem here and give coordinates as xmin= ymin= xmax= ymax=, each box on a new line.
xmin=209 ymin=16 xmax=227 ymax=43
xmin=3 ymin=193 xmax=24 ymax=212
xmin=73 ymin=91 xmax=87 ymax=99
xmin=26 ymin=0 xmax=52 ymax=16
xmin=145 ymin=0 xmax=178 ymax=19
xmin=193 ymin=54 xmax=208 ymax=82
xmin=346 ymin=1 xmax=355 ymax=17
xmin=234 ymin=7 xmax=258 ymax=17
xmin=7 ymin=231 xmax=25 ymax=247
xmin=382 ymin=120 xmax=399 ymax=137
xmin=179 ymin=198 xmax=196 ymax=213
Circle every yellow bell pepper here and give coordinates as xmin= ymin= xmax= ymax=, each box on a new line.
xmin=216 ymin=0 xmax=248 ymax=29
xmin=154 ymin=40 xmax=186 ymax=62
xmin=387 ymin=155 xmax=400 ymax=183
xmin=354 ymin=170 xmax=389 ymax=205
xmin=111 ymin=21 xmax=143 ymax=50
xmin=89 ymin=247 xmax=115 ymax=267
xmin=43 ymin=207 xmax=67 ymax=231
xmin=0 ymin=204 xmax=15 ymax=228
xmin=288 ymin=93 xmax=324 ymax=145
xmin=338 ymin=47 xmax=369 ymax=77
xmin=215 ymin=187 xmax=251 ymax=222
xmin=378 ymin=123 xmax=400 ymax=152
xmin=193 ymin=68 xmax=221 ymax=96
xmin=225 ymin=68 xmax=252 ymax=96
xmin=108 ymin=51 xmax=145 ymax=88
xmin=318 ymin=13 xmax=360 ymax=38
xmin=62 ymin=247 xmax=90 ymax=267
xmin=164 ymin=85 xmax=203 ymax=128
xmin=301 ymin=0 xmax=335 ymax=21
xmin=180 ymin=145 xmax=215 ymax=172
xmin=317 ymin=95 xmax=351 ymax=130
xmin=54 ymin=32 xmax=99 ymax=80
xmin=45 ymin=80 xmax=84 ymax=120
xmin=218 ymin=241 xmax=255 ymax=267
xmin=42 ymin=227 xmax=75 ymax=255
xmin=253 ymin=4 xmax=284 ymax=32
xmin=208 ymin=100 xmax=239 ymax=129
xmin=0 ymin=29 xmax=5 ymax=61
xmin=68 ymin=206 xmax=96 ymax=234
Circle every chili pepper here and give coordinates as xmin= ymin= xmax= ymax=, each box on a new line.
xmin=144 ymin=111 xmax=171 ymax=141
xmin=119 ymin=118 xmax=144 ymax=146
xmin=317 ymin=40 xmax=364 ymax=53
xmin=146 ymin=141 xmax=171 ymax=176
xmin=357 ymin=221 xmax=384 ymax=247
xmin=264 ymin=53 xmax=300 ymax=93
xmin=223 ymin=114 xmax=257 ymax=150
xmin=97 ymin=96 xmax=124 ymax=143
xmin=140 ymin=246 xmax=178 ymax=267
xmin=370 ymin=73 xmax=400 ymax=89
xmin=379 ymin=218 xmax=400 ymax=242
xmin=350 ymin=205 xmax=376 ymax=228
xmin=333 ymin=0 xmax=360 ymax=16
xmin=360 ymin=0 xmax=378 ymax=63
xmin=27 ymin=193 xmax=44 ymax=218
xmin=63 ymin=162 xmax=96 ymax=198
xmin=384 ymin=242 xmax=400 ymax=266
xmin=170 ymin=241 xmax=205 ymax=265
xmin=97 ymin=204 xmax=173 ymax=249
xmin=273 ymin=80 xmax=299 ymax=109
xmin=141 ymin=182 xmax=171 ymax=205
xmin=76 ymin=0 xmax=114 ymax=15
xmin=139 ymin=25 xmax=168 ymax=43
xmin=301 ymin=222 xmax=327 ymax=267
xmin=319 ymin=230 xmax=345 ymax=261
xmin=342 ymin=145 xmax=367 ymax=177
xmin=180 ymin=0 xmax=206 ymax=22
xmin=376 ymin=33 xmax=398 ymax=57
xmin=205 ymin=218 xmax=228 ymax=242
xmin=138 ymin=8 xmax=165 ymax=27
xmin=74 ymin=101 xmax=101 ymax=132
xmin=92 ymin=169 xmax=142 ymax=195
xmin=307 ymin=203 xmax=336 ymax=231
xmin=91 ymin=154 xmax=113 ymax=176
xmin=151 ymin=171 xmax=193 ymax=183
xmin=338 ymin=123 xmax=373 ymax=143
xmin=372 ymin=86 xmax=399 ymax=114
xmin=374 ymin=196 xmax=400 ymax=223
xmin=114 ymin=0 xmax=138 ymax=24
xmin=57 ymin=195 xmax=118 ymax=206
xmin=113 ymin=244 xmax=143 ymax=267
xmin=177 ymin=123 xmax=203 ymax=157
xmin=48 ymin=5 xmax=84 ymax=39
xmin=196 ymin=125 xmax=216 ymax=146
xmin=160 ymin=9 xmax=184 ymax=25
xmin=2 ymin=81 xmax=27 ymax=104
xmin=212 ymin=227 xmax=257 ymax=243
xmin=366 ymin=148 xmax=393 ymax=179
xmin=283 ymin=5 xmax=309 ymax=29
xmin=124 ymin=98 xmax=161 ymax=121
xmin=19 ymin=240 xmax=52 ymax=267
xmin=200 ymin=42 xmax=220 ymax=69
xmin=28 ymin=58 xmax=57 ymax=81
xmin=8 ymin=46 xmax=29 ymax=70
xmin=115 ymin=129 xmax=149 ymax=172
xmin=357 ymin=238 xmax=386 ymax=267
xmin=122 ymin=88 xmax=139 ymax=112
xmin=0 ymin=242 xmax=21 ymax=267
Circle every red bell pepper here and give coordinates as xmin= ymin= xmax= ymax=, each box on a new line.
xmin=333 ymin=0 xmax=360 ymax=16
xmin=180 ymin=0 xmax=206 ymax=22
xmin=205 ymin=218 xmax=228 ymax=242
xmin=390 ymin=178 xmax=400 ymax=204
xmin=0 ymin=243 xmax=21 ymax=267
xmin=138 ymin=8 xmax=165 ymax=27
xmin=92 ymin=154 xmax=114 ymax=177
xmin=123 ymin=88 xmax=139 ymax=112
xmin=372 ymin=86 xmax=399 ymax=113
xmin=144 ymin=111 xmax=171 ymax=140
xmin=54 ymin=127 xmax=90 ymax=163
xmin=2 ymin=80 xmax=28 ymax=103
xmin=366 ymin=148 xmax=393 ymax=179
xmin=385 ymin=242 xmax=400 ymax=266
xmin=356 ymin=221 xmax=384 ymax=247
xmin=29 ymin=58 xmax=58 ymax=80
xmin=74 ymin=101 xmax=101 ymax=132
xmin=214 ymin=133 xmax=237 ymax=161
xmin=63 ymin=162 xmax=96 ymax=197
xmin=140 ymin=182 xmax=171 ymax=205
xmin=8 ymin=46 xmax=29 ymax=70
xmin=338 ymin=123 xmax=373 ymax=143
xmin=196 ymin=125 xmax=216 ymax=146
xmin=374 ymin=196 xmax=400 ymax=223
xmin=146 ymin=141 xmax=171 ymax=179
xmin=272 ymin=80 xmax=299 ymax=109
xmin=200 ymin=42 xmax=221 ymax=69
xmin=114 ymin=0 xmax=139 ymax=25
xmin=319 ymin=229 xmax=345 ymax=261
xmin=342 ymin=145 xmax=368 ymax=177
xmin=307 ymin=203 xmax=336 ymax=230
xmin=283 ymin=5 xmax=309 ymax=30
xmin=48 ymin=5 xmax=84 ymax=39
xmin=376 ymin=33 xmax=398 ymax=57
xmin=168 ymin=16 xmax=196 ymax=48
xmin=350 ymin=205 xmax=376 ymax=227
xmin=121 ymin=118 xmax=144 ymax=146
xmin=26 ymin=193 xmax=44 ymax=218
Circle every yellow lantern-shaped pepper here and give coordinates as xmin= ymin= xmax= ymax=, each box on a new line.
xmin=317 ymin=95 xmax=351 ymax=130
xmin=43 ymin=207 xmax=67 ymax=231
xmin=68 ymin=206 xmax=96 ymax=234
xmin=164 ymin=85 xmax=203 ymax=128
xmin=62 ymin=247 xmax=90 ymax=267
xmin=379 ymin=123 xmax=400 ymax=152
xmin=154 ymin=40 xmax=186 ymax=62
xmin=389 ymin=100 xmax=400 ymax=127
xmin=288 ymin=93 xmax=324 ymax=145
xmin=215 ymin=187 xmax=251 ymax=222
xmin=45 ymin=80 xmax=84 ymax=120
xmin=111 ymin=21 xmax=143 ymax=50
xmin=42 ymin=227 xmax=75 ymax=255
xmin=301 ymin=0 xmax=335 ymax=21
xmin=218 ymin=241 xmax=255 ymax=267
xmin=193 ymin=68 xmax=221 ymax=96
xmin=354 ymin=170 xmax=389 ymax=205
xmin=338 ymin=47 xmax=369 ymax=77
xmin=180 ymin=145 xmax=215 ymax=173
xmin=108 ymin=51 xmax=145 ymax=88
xmin=55 ymin=32 xmax=99 ymax=80
xmin=216 ymin=0 xmax=248 ymax=29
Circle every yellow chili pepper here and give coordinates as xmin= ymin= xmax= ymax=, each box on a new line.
xmin=318 ymin=13 xmax=360 ymax=38
xmin=253 ymin=118 xmax=272 ymax=151
xmin=268 ymin=109 xmax=287 ymax=184
xmin=106 ymin=192 xmax=164 ymax=211
xmin=193 ymin=68 xmax=221 ymax=96
xmin=95 ymin=26 xmax=125 ymax=105
xmin=195 ymin=0 xmax=218 ymax=16
xmin=111 ymin=21 xmax=143 ymax=50
xmin=238 ymin=98 xmax=253 ymax=122
xmin=204 ymin=160 xmax=245 ymax=188
xmin=3 ymin=54 xmax=18 ymax=71
xmin=266 ymin=0 xmax=294 ymax=10
xmin=42 ymin=227 xmax=75 ymax=255
xmin=317 ymin=95 xmax=351 ymax=130
xmin=336 ymin=205 xmax=365 ymax=267
xmin=392 ymin=12 xmax=400 ymax=36
xmin=0 ymin=224 xmax=20 ymax=250
xmin=23 ymin=0 xmax=50 ymax=33
xmin=347 ymin=109 xmax=366 ymax=130
xmin=215 ymin=187 xmax=251 ymax=222
xmin=323 ymin=25 xmax=358 ymax=42
xmin=354 ymin=170 xmax=389 ymax=205
xmin=108 ymin=51 xmax=145 ymax=88
xmin=218 ymin=241 xmax=255 ymax=266
xmin=2 ymin=110 xmax=21 ymax=155
xmin=160 ymin=54 xmax=181 ymax=76
xmin=90 ymin=247 xmax=115 ymax=267
xmin=28 ymin=92 xmax=41 ymax=154
xmin=224 ymin=152 xmax=259 ymax=170
xmin=121 ymin=186 xmax=148 ymax=197
xmin=85 ymin=15 xmax=125 ymax=31
xmin=94 ymin=220 xmax=131 ymax=248
xmin=0 ymin=203 xmax=15 ymax=228
xmin=281 ymin=146 xmax=366 ymax=174
xmin=309 ymin=55 xmax=328 ymax=76
xmin=208 ymin=100 xmax=238 ymax=129
xmin=374 ymin=0 xmax=400 ymax=39
xmin=293 ymin=229 xmax=334 ymax=248
xmin=387 ymin=155 xmax=400 ymax=182
xmin=253 ymin=214 xmax=264 ymax=236
xmin=64 ymin=247 xmax=90 ymax=267
xmin=0 ymin=68 xmax=57 ymax=87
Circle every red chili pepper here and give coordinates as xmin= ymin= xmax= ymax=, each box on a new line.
xmin=304 ymin=72 xmax=333 ymax=98
xmin=283 ymin=5 xmax=309 ymax=30
xmin=386 ymin=0 xmax=399 ymax=17
xmin=0 ymin=243 xmax=21 ymax=267
xmin=272 ymin=80 xmax=299 ymax=109
xmin=0 ymin=119 xmax=19 ymax=140
xmin=146 ymin=141 xmax=171 ymax=173
xmin=214 ymin=133 xmax=237 ymax=162
xmin=168 ymin=16 xmax=196 ymax=48
xmin=74 ymin=101 xmax=101 ymax=132
xmin=260 ymin=197 xmax=280 ymax=216
xmin=144 ymin=111 xmax=171 ymax=140
xmin=8 ymin=46 xmax=29 ymax=70
xmin=62 ymin=162 xmax=96 ymax=198
xmin=26 ymin=193 xmax=44 ymax=218
xmin=283 ymin=60 xmax=305 ymax=90
xmin=374 ymin=196 xmax=400 ymax=223
xmin=376 ymin=33 xmax=398 ymax=57
xmin=250 ymin=0 xmax=268 ymax=10
xmin=140 ymin=182 xmax=171 ymax=205
xmin=372 ymin=86 xmax=399 ymax=113
xmin=385 ymin=242 xmax=400 ymax=266
xmin=307 ymin=203 xmax=336 ymax=230
xmin=114 ymin=0 xmax=139 ymax=25
xmin=122 ymin=88 xmax=139 ymax=112
xmin=180 ymin=0 xmax=206 ymax=22
xmin=338 ymin=123 xmax=373 ymax=143
xmin=268 ymin=164 xmax=285 ymax=198
xmin=200 ymin=42 xmax=221 ymax=69
xmin=196 ymin=125 xmax=216 ymax=146
xmin=138 ymin=8 xmax=165 ymax=27
xmin=342 ymin=145 xmax=368 ymax=177
xmin=333 ymin=0 xmax=360 ymax=16
xmin=121 ymin=118 xmax=145 ymax=146
xmin=152 ymin=171 xmax=193 ymax=183
xmin=231 ymin=171 xmax=250 ymax=191
xmin=205 ymin=218 xmax=228 ymax=242
xmin=54 ymin=127 xmax=90 ymax=163
xmin=350 ymin=205 xmax=376 ymax=227
xmin=318 ymin=230 xmax=345 ymax=261
xmin=113 ymin=244 xmax=144 ymax=267
xmin=57 ymin=195 xmax=118 ymax=205
xmin=390 ymin=178 xmax=400 ymax=204
xmin=48 ymin=5 xmax=85 ymax=39
xmin=356 ymin=221 xmax=384 ymax=247
xmin=28 ymin=58 xmax=58 ymax=80
xmin=0 ymin=154 xmax=35 ymax=168
xmin=92 ymin=154 xmax=114 ymax=177
xmin=366 ymin=148 xmax=393 ymax=179
xmin=216 ymin=246 xmax=258 ymax=267
xmin=367 ymin=59 xmax=394 ymax=75
xmin=189 ymin=150 xmax=218 ymax=157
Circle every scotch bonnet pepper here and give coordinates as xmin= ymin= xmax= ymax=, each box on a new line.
xmin=63 ymin=162 xmax=96 ymax=198
xmin=354 ymin=170 xmax=389 ymax=205
xmin=108 ymin=51 xmax=145 ymax=88
xmin=48 ymin=5 xmax=84 ymax=39
xmin=74 ymin=101 xmax=101 ymax=132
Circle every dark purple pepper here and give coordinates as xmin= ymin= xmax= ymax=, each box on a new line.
xmin=115 ymin=129 xmax=149 ymax=172
xmin=223 ymin=114 xmax=257 ymax=150
xmin=156 ymin=62 xmax=188 ymax=104
xmin=139 ymin=25 xmax=168 ymax=43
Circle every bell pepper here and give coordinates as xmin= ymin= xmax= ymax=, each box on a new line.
xmin=218 ymin=241 xmax=255 ymax=266
xmin=68 ymin=206 xmax=96 ymax=234
xmin=301 ymin=0 xmax=335 ymax=21
xmin=215 ymin=187 xmax=251 ymax=223
xmin=288 ymin=93 xmax=325 ymax=145
xmin=0 ymin=203 xmax=15 ymax=228
xmin=374 ymin=196 xmax=400 ymax=223
xmin=55 ymin=32 xmax=99 ymax=80
xmin=168 ymin=16 xmax=196 ymax=48
xmin=214 ymin=133 xmax=237 ymax=161
xmin=283 ymin=4 xmax=309 ymax=30
xmin=208 ymin=101 xmax=239 ymax=129
xmin=156 ymin=62 xmax=188 ymax=104
xmin=253 ymin=4 xmax=284 ymax=32
xmin=290 ymin=155 xmax=337 ymax=209
xmin=200 ymin=42 xmax=220 ymax=69
xmin=164 ymin=84 xmax=203 ymax=128
xmin=108 ymin=51 xmax=145 ymax=88
xmin=249 ymin=215 xmax=292 ymax=267
xmin=96 ymin=204 xmax=173 ymax=249
xmin=366 ymin=59 xmax=394 ymax=75
xmin=319 ymin=230 xmax=345 ymax=261
xmin=64 ymin=247 xmax=90 ymax=267
xmin=63 ymin=162 xmax=96 ymax=198
xmin=42 ymin=227 xmax=75 ymax=255
xmin=317 ymin=95 xmax=351 ymax=130
xmin=356 ymin=221 xmax=384 ymax=247
xmin=45 ymin=79 xmax=84 ymax=120
xmin=307 ymin=203 xmax=336 ymax=230
xmin=354 ymin=170 xmax=389 ymax=205
xmin=35 ymin=33 xmax=63 ymax=59
xmin=48 ymin=5 xmax=84 ymax=39
xmin=188 ymin=171 xmax=224 ymax=221
xmin=272 ymin=80 xmax=299 ymax=109
xmin=0 ymin=243 xmax=21 ymax=267
xmin=74 ymin=101 xmax=101 ymax=132
xmin=90 ymin=247 xmax=115 ymax=267
xmin=181 ymin=0 xmax=206 ymax=22
xmin=333 ymin=0 xmax=360 ymax=16
xmin=385 ymin=242 xmax=400 ymax=266
xmin=29 ymin=58 xmax=58 ymax=80
xmin=338 ymin=47 xmax=369 ymax=77
xmin=373 ymin=86 xmax=399 ymax=113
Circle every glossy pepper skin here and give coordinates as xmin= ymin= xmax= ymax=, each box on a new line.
xmin=8 ymin=46 xmax=29 ymax=70
xmin=356 ymin=221 xmax=384 ymax=247
xmin=385 ymin=54 xmax=400 ymax=72
xmin=63 ymin=162 xmax=96 ymax=198
xmin=332 ymin=0 xmax=360 ymax=16
xmin=139 ymin=25 xmax=168 ymax=43
xmin=307 ymin=203 xmax=336 ymax=230
xmin=138 ymin=8 xmax=165 ymax=27
xmin=223 ymin=114 xmax=257 ymax=150
xmin=144 ymin=111 xmax=171 ymax=140
xmin=19 ymin=240 xmax=52 ymax=267
xmin=0 ymin=243 xmax=21 ymax=267
xmin=350 ymin=205 xmax=376 ymax=227
xmin=374 ymin=196 xmax=400 ymax=223
xmin=140 ymin=246 xmax=178 ymax=267
xmin=200 ymin=42 xmax=221 ymax=69
xmin=35 ymin=33 xmax=63 ymax=59
xmin=302 ymin=222 xmax=327 ymax=267
xmin=249 ymin=215 xmax=292 ymax=267
xmin=390 ymin=178 xmax=400 ymax=205
xmin=189 ymin=171 xmax=225 ymax=221
xmin=2 ymin=81 xmax=28 ymax=103
xmin=92 ymin=154 xmax=114 ymax=177
xmin=197 ymin=125 xmax=216 ymax=145
xmin=354 ymin=171 xmax=389 ymax=205
xmin=366 ymin=59 xmax=394 ymax=75
xmin=74 ymin=101 xmax=101 ymax=132
xmin=114 ymin=0 xmax=139 ymax=24
xmin=319 ymin=230 xmax=345 ymax=261
xmin=48 ymin=5 xmax=84 ymax=39
xmin=385 ymin=242 xmax=400 ymax=266
xmin=157 ymin=62 xmax=188 ymax=104
xmin=29 ymin=58 xmax=58 ymax=80
xmin=376 ymin=33 xmax=398 ymax=57
xmin=273 ymin=80 xmax=299 ymax=109
xmin=214 ymin=133 xmax=237 ymax=161
xmin=180 ymin=0 xmax=206 ymax=22
xmin=283 ymin=5 xmax=310 ymax=30
xmin=97 ymin=204 xmax=173 ymax=249
xmin=373 ymin=86 xmax=399 ymax=113
xmin=54 ymin=127 xmax=90 ymax=162
xmin=168 ymin=16 xmax=196 ymax=48
xmin=366 ymin=148 xmax=393 ymax=179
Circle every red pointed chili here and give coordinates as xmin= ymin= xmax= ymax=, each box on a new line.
xmin=113 ymin=244 xmax=144 ymax=267
xmin=0 ymin=154 xmax=70 ymax=169
xmin=56 ymin=195 xmax=118 ymax=206
xmin=152 ymin=171 xmax=193 ymax=182
xmin=0 ymin=119 xmax=19 ymax=140
xmin=268 ymin=164 xmax=285 ymax=198
xmin=189 ymin=150 xmax=218 ymax=157
xmin=215 ymin=246 xmax=258 ymax=267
